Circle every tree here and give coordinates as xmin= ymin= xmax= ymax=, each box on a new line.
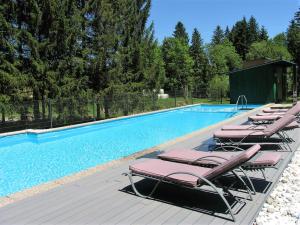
xmin=211 ymin=25 xmax=224 ymax=45
xmin=189 ymin=28 xmax=210 ymax=92
xmin=259 ymin=26 xmax=269 ymax=41
xmin=247 ymin=16 xmax=260 ymax=44
xmin=139 ymin=23 xmax=165 ymax=91
xmin=173 ymin=21 xmax=189 ymax=45
xmin=162 ymin=37 xmax=194 ymax=97
xmin=224 ymin=26 xmax=231 ymax=40
xmin=208 ymin=39 xmax=242 ymax=75
xmin=230 ymin=17 xmax=249 ymax=59
xmin=272 ymin=33 xmax=287 ymax=46
xmin=0 ymin=1 xmax=26 ymax=122
xmin=246 ymin=40 xmax=292 ymax=61
xmin=287 ymin=9 xmax=300 ymax=92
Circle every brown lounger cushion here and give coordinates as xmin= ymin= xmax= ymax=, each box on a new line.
xmin=158 ymin=148 xmax=281 ymax=167
xmin=245 ymin=152 xmax=281 ymax=166
xmin=130 ymin=145 xmax=260 ymax=186
xmin=222 ymin=121 xmax=299 ymax=131
xmin=204 ymin=144 xmax=261 ymax=180
xmin=263 ymin=108 xmax=289 ymax=113
xmin=216 ymin=115 xmax=296 ymax=138
xmin=129 ymin=159 xmax=212 ymax=187
xmin=257 ymin=112 xmax=286 ymax=116
xmin=249 ymin=115 xmax=281 ymax=121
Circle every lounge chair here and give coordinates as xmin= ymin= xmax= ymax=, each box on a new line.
xmin=124 ymin=145 xmax=261 ymax=222
xmin=222 ymin=121 xmax=299 ymax=131
xmin=158 ymin=148 xmax=283 ymax=191
xmin=262 ymin=108 xmax=289 ymax=113
xmin=249 ymin=103 xmax=300 ymax=123
xmin=214 ymin=115 xmax=296 ymax=151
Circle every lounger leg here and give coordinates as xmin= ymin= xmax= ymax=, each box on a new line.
xmin=125 ymin=172 xmax=161 ymax=198
xmin=231 ymin=171 xmax=253 ymax=201
xmin=238 ymin=167 xmax=256 ymax=195
xmin=125 ymin=171 xmax=236 ymax=222
xmin=260 ymin=169 xmax=266 ymax=180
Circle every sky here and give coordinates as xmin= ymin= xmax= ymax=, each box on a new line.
xmin=148 ymin=0 xmax=300 ymax=44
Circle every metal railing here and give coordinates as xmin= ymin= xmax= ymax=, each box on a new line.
xmin=236 ymin=95 xmax=248 ymax=110
xmin=0 ymin=88 xmax=228 ymax=133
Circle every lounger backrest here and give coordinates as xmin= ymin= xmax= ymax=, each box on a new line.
xmin=203 ymin=144 xmax=261 ymax=181
xmin=286 ymin=103 xmax=300 ymax=115
xmin=263 ymin=114 xmax=296 ymax=136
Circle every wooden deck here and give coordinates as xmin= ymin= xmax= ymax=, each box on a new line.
xmin=0 ymin=110 xmax=299 ymax=225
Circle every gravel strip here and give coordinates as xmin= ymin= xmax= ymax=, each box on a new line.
xmin=255 ymin=149 xmax=300 ymax=225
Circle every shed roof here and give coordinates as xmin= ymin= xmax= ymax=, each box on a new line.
xmin=230 ymin=59 xmax=295 ymax=74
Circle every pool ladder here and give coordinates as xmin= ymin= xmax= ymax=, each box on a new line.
xmin=236 ymin=95 xmax=248 ymax=110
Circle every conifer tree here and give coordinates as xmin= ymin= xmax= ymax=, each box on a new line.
xmin=247 ymin=16 xmax=260 ymax=44
xmin=189 ymin=28 xmax=210 ymax=92
xmin=287 ymin=9 xmax=300 ymax=91
xmin=230 ymin=17 xmax=249 ymax=59
xmin=259 ymin=26 xmax=269 ymax=41
xmin=211 ymin=25 xmax=224 ymax=45
xmin=0 ymin=1 xmax=25 ymax=122
xmin=224 ymin=26 xmax=231 ymax=40
xmin=173 ymin=21 xmax=189 ymax=45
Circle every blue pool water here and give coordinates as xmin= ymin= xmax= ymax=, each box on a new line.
xmin=0 ymin=104 xmax=259 ymax=196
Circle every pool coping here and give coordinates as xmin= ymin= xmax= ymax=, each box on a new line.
xmin=0 ymin=103 xmax=271 ymax=207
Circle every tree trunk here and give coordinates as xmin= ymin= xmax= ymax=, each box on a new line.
xmin=42 ymin=96 xmax=46 ymax=120
xmin=104 ymin=95 xmax=110 ymax=119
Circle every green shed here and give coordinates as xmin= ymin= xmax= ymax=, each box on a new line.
xmin=230 ymin=59 xmax=297 ymax=104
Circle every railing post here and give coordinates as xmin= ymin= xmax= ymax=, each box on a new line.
xmin=93 ymin=97 xmax=96 ymax=121
xmin=174 ymin=89 xmax=177 ymax=107
xmin=49 ymin=99 xmax=53 ymax=128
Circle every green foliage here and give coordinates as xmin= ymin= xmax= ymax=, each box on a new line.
xmin=208 ymin=39 xmax=242 ymax=75
xmin=273 ymin=33 xmax=287 ymax=46
xmin=207 ymin=75 xmax=229 ymax=100
xmin=189 ymin=28 xmax=210 ymax=91
xmin=246 ymin=40 xmax=292 ymax=61
xmin=162 ymin=37 xmax=194 ymax=94
xmin=287 ymin=19 xmax=300 ymax=63
xmin=211 ymin=25 xmax=224 ymax=45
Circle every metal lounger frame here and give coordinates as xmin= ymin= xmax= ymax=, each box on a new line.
xmin=214 ymin=130 xmax=292 ymax=152
xmin=124 ymin=164 xmax=253 ymax=222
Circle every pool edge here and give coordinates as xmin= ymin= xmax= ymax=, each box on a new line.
xmin=0 ymin=103 xmax=272 ymax=207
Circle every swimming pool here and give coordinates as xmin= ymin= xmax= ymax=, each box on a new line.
xmin=0 ymin=104 xmax=259 ymax=196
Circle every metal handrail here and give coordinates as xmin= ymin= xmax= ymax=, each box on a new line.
xmin=236 ymin=95 xmax=248 ymax=110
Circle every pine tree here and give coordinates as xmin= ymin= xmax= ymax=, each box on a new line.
xmin=189 ymin=28 xmax=210 ymax=92
xmin=287 ymin=10 xmax=300 ymax=91
xmin=247 ymin=16 xmax=260 ymax=44
xmin=224 ymin=26 xmax=230 ymax=40
xmin=231 ymin=17 xmax=249 ymax=59
xmin=259 ymin=26 xmax=269 ymax=41
xmin=173 ymin=21 xmax=189 ymax=45
xmin=0 ymin=1 xmax=25 ymax=122
xmin=211 ymin=25 xmax=224 ymax=45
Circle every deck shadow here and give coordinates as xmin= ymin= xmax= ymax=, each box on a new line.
xmin=120 ymin=178 xmax=248 ymax=221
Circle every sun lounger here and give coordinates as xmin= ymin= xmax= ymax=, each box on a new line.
xmin=263 ymin=108 xmax=289 ymax=113
xmin=158 ymin=148 xmax=282 ymax=183
xmin=222 ymin=121 xmax=299 ymax=131
xmin=249 ymin=103 xmax=300 ymax=123
xmin=214 ymin=115 xmax=296 ymax=151
xmin=125 ymin=144 xmax=261 ymax=221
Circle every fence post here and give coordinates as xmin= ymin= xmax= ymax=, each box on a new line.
xmin=220 ymin=89 xmax=223 ymax=104
xmin=93 ymin=97 xmax=96 ymax=121
xmin=174 ymin=89 xmax=177 ymax=107
xmin=49 ymin=99 xmax=53 ymax=128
